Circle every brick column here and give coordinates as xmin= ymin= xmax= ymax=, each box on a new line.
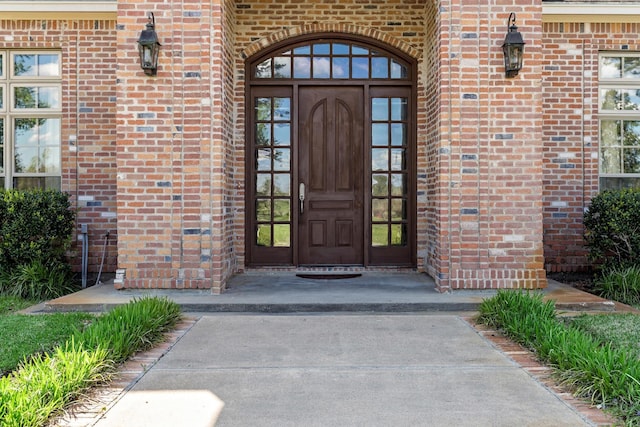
xmin=115 ymin=0 xmax=231 ymax=291
xmin=435 ymin=0 xmax=547 ymax=290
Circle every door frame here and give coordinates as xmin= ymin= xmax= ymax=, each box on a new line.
xmin=244 ymin=33 xmax=417 ymax=268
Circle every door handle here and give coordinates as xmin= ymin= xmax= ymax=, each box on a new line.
xmin=299 ymin=183 xmax=305 ymax=214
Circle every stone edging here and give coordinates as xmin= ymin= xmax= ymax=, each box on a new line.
xmin=465 ymin=316 xmax=618 ymax=427
xmin=48 ymin=317 xmax=198 ymax=427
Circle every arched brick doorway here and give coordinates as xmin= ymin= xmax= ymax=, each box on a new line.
xmin=245 ymin=34 xmax=416 ymax=268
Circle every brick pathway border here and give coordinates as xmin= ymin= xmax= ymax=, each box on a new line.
xmin=49 ymin=317 xmax=198 ymax=427
xmin=51 ymin=315 xmax=617 ymax=426
xmin=466 ymin=317 xmax=617 ymax=426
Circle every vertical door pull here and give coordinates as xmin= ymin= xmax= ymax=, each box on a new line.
xmin=299 ymin=183 xmax=305 ymax=214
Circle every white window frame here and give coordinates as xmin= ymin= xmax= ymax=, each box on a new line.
xmin=598 ymin=52 xmax=640 ymax=190
xmin=0 ymin=50 xmax=62 ymax=190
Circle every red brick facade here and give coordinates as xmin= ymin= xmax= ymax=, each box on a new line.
xmin=1 ymin=2 xmax=635 ymax=292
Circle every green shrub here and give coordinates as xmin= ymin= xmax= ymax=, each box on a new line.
xmin=0 ymin=297 xmax=181 ymax=427
xmin=594 ymin=265 xmax=640 ymax=307
xmin=77 ymin=296 xmax=182 ymax=363
xmin=584 ymin=188 xmax=640 ymax=270
xmin=0 ymin=189 xmax=75 ymax=268
xmin=479 ymin=290 xmax=640 ymax=425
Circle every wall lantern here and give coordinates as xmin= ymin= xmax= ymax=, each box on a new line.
xmin=502 ymin=12 xmax=525 ymax=78
xmin=137 ymin=12 xmax=160 ymax=76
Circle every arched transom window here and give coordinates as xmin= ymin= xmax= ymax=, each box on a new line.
xmin=253 ymin=41 xmax=410 ymax=80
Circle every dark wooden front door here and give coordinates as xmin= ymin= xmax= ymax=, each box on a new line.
xmin=298 ymin=86 xmax=364 ymax=265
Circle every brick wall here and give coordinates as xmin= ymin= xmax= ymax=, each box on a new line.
xmin=542 ymin=21 xmax=640 ymax=273
xmin=0 ymin=19 xmax=118 ymax=277
xmin=434 ymin=0 xmax=547 ymax=289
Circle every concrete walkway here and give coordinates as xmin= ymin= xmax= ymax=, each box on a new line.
xmin=93 ymin=314 xmax=597 ymax=426
xmin=43 ymin=273 xmax=630 ymax=426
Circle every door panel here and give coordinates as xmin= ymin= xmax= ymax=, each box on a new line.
xmin=298 ymin=87 xmax=364 ymax=265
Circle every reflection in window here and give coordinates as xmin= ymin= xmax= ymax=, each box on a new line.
xmin=254 ymin=96 xmax=292 ymax=247
xmin=600 ymin=54 xmax=640 ymax=189
xmin=255 ymin=41 xmax=409 ymax=80
xmin=371 ymin=97 xmax=409 ymax=247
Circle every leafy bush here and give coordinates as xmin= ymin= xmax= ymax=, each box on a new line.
xmin=594 ymin=265 xmax=640 ymax=307
xmin=0 ymin=189 xmax=75 ymax=268
xmin=0 ymin=189 xmax=76 ymax=300
xmin=584 ymin=188 xmax=640 ymax=270
xmin=479 ymin=290 xmax=640 ymax=425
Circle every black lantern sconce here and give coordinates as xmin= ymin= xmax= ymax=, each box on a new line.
xmin=137 ymin=12 xmax=160 ymax=76
xmin=502 ymin=12 xmax=525 ymax=78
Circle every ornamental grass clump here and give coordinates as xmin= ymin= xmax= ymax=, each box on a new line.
xmin=478 ymin=290 xmax=640 ymax=425
xmin=594 ymin=265 xmax=640 ymax=307
xmin=0 ymin=296 xmax=181 ymax=427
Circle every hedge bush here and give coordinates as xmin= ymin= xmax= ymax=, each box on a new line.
xmin=0 ymin=189 xmax=76 ymax=299
xmin=0 ymin=189 xmax=75 ymax=268
xmin=583 ymin=188 xmax=640 ymax=270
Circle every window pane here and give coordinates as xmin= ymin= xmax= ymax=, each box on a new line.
xmin=601 ymin=57 xmax=621 ymax=79
xmin=14 ymin=118 xmax=38 ymax=145
xmin=38 ymin=54 xmax=60 ymax=77
xmin=256 ymin=123 xmax=271 ymax=146
xmin=256 ymin=59 xmax=272 ymax=78
xmin=372 ymin=124 xmax=389 ymax=146
xmin=273 ymin=123 xmax=290 ymax=146
xmin=601 ymin=148 xmax=621 ymax=174
xmin=14 ymin=54 xmax=36 ymax=76
xmin=391 ymin=60 xmax=408 ymax=79
xmin=332 ymin=43 xmax=349 ymax=55
xmin=313 ymin=44 xmax=330 ymax=55
xmin=273 ymin=174 xmax=290 ymax=196
xmin=293 ymin=46 xmax=310 ymax=55
xmin=273 ymin=148 xmax=290 ymax=171
xmin=15 ymin=87 xmax=36 ymax=108
xmin=0 ymin=118 xmax=3 ymax=174
xmin=332 ymin=57 xmax=349 ymax=79
xmin=257 ymin=148 xmax=271 ymax=171
xmin=372 ymin=224 xmax=388 ymax=246
xmin=256 ymin=174 xmax=271 ymax=196
xmin=38 ymin=86 xmax=60 ymax=108
xmin=623 ymin=148 xmax=640 ymax=173
xmin=313 ymin=57 xmax=330 ymax=78
xmin=371 ymin=57 xmax=388 ymax=78
xmin=391 ymin=199 xmax=406 ymax=221
xmin=293 ymin=57 xmax=311 ymax=78
xmin=623 ymin=121 xmax=640 ymax=146
xmin=257 ymin=224 xmax=271 ymax=246
xmin=372 ymin=149 xmax=388 ymax=171
xmin=273 ymin=199 xmax=290 ymax=221
xmin=256 ymin=199 xmax=271 ymax=222
xmin=391 ymin=98 xmax=408 ymax=120
xmin=13 ymin=176 xmax=60 ymax=190
xmin=623 ymin=57 xmax=640 ymax=79
xmin=274 ymin=98 xmax=290 ymax=120
xmin=273 ymin=57 xmax=291 ymax=78
xmin=273 ymin=224 xmax=290 ymax=247
xmin=256 ymin=98 xmax=271 ymax=121
xmin=15 ymin=146 xmax=38 ymax=172
xmin=372 ymin=199 xmax=388 ymax=221
xmin=600 ymin=176 xmax=640 ymax=190
xmin=391 ymin=173 xmax=406 ymax=196
xmin=352 ymin=57 xmax=368 ymax=78
xmin=372 ymin=174 xmax=388 ymax=196
xmin=352 ymin=46 xmax=369 ymax=55
xmin=391 ymin=224 xmax=407 ymax=246
xmin=0 ymin=54 xmax=3 ymax=77
xmin=390 ymin=149 xmax=405 ymax=171
xmin=42 ymin=147 xmax=60 ymax=173
xmin=391 ymin=123 xmax=407 ymax=146
xmin=600 ymin=88 xmax=640 ymax=110
xmin=0 ymin=86 xmax=3 ymax=109
xmin=600 ymin=120 xmax=620 ymax=147
xmin=372 ymin=98 xmax=389 ymax=121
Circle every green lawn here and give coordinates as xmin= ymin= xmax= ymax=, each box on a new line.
xmin=568 ymin=312 xmax=640 ymax=359
xmin=0 ymin=296 xmax=94 ymax=377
